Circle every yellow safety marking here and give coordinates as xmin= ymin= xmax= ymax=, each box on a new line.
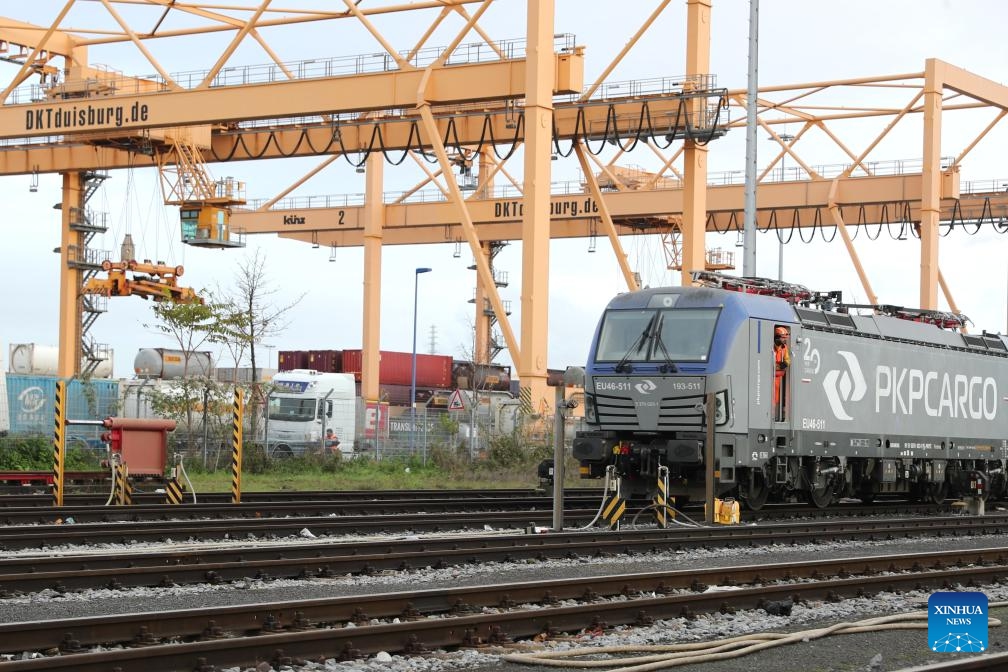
xmin=114 ymin=463 xmax=126 ymax=506
xmin=231 ymin=389 xmax=244 ymax=504
xmin=165 ymin=478 xmax=183 ymax=505
xmin=602 ymin=496 xmax=626 ymax=529
xmin=123 ymin=469 xmax=133 ymax=506
xmin=52 ymin=380 xmax=66 ymax=507
xmin=653 ymin=476 xmax=667 ymax=527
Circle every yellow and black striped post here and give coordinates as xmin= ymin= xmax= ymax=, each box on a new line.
xmin=602 ymin=495 xmax=627 ymax=529
xmin=231 ymin=388 xmax=244 ymax=504
xmin=52 ymin=380 xmax=67 ymax=507
xmin=123 ymin=465 xmax=133 ymax=506
xmin=165 ymin=475 xmax=184 ymax=505
xmin=653 ymin=470 xmax=668 ymax=529
xmin=113 ymin=462 xmax=132 ymax=505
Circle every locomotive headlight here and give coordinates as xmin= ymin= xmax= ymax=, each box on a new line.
xmin=714 ymin=390 xmax=730 ymax=426
xmin=584 ymin=393 xmax=598 ymax=423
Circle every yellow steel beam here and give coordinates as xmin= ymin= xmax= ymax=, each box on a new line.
xmin=518 ymin=0 xmax=554 ymax=415
xmin=232 ymin=172 xmax=988 ymax=244
xmin=0 ymin=17 xmax=77 ymax=58
xmin=360 ymin=151 xmax=384 ymax=404
xmin=0 ymin=89 xmax=706 ymax=175
xmin=56 ymin=172 xmax=83 ymax=379
xmin=681 ymin=0 xmax=711 ymax=284
xmin=920 ymin=59 xmax=944 ymax=311
xmin=0 ymin=55 xmax=581 ymax=141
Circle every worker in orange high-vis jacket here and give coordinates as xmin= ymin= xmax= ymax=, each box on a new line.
xmin=773 ymin=326 xmax=791 ymax=421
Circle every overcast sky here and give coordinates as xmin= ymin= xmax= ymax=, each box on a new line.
xmin=1 ymin=0 xmax=1007 ymax=380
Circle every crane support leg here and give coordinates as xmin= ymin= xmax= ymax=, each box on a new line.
xmin=57 ymin=172 xmax=84 ymax=379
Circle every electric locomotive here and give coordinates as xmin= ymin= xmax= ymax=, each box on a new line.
xmin=572 ymin=271 xmax=1008 ymax=509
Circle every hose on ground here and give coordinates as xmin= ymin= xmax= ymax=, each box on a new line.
xmin=573 ymin=467 xmax=615 ymax=530
xmin=502 ymin=605 xmax=1005 ymax=671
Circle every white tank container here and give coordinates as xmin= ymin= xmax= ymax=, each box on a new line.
xmin=7 ymin=343 xmax=114 ymax=379
xmin=134 ymin=348 xmax=213 ymax=379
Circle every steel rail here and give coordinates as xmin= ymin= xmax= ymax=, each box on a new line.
xmin=2 ymin=547 xmax=1006 ymax=669
xmin=1 ymin=514 xmax=1004 ymax=594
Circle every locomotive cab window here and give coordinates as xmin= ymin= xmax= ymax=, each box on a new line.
xmin=595 ymin=306 xmax=720 ymax=363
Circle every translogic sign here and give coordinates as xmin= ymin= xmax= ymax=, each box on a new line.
xmin=928 ymin=592 xmax=988 ymax=652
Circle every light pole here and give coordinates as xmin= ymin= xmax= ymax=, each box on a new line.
xmin=410 ymin=267 xmax=432 ymax=455
xmin=771 ymin=132 xmax=795 ymax=280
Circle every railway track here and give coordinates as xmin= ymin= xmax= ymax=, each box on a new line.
xmin=2 ymin=514 xmax=1004 ymax=594
xmin=2 ymin=547 xmax=1005 ymax=671
xmin=0 ymin=488 xmax=603 ymax=508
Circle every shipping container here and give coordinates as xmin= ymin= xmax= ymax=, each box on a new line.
xmin=278 ymin=350 xmax=310 ymax=371
xmin=355 ymin=382 xmax=433 ymax=405
xmin=9 ymin=343 xmax=114 ymax=379
xmin=215 ymin=367 xmax=277 ymax=383
xmin=5 ymin=374 xmax=118 ymax=444
xmin=341 ymin=350 xmax=452 ymax=388
xmin=308 ymin=349 xmax=341 ymax=373
xmin=134 ymin=348 xmax=213 ymax=379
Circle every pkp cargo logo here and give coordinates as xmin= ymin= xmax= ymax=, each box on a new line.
xmin=634 ymin=379 xmax=657 ymax=395
xmin=823 ymin=351 xmax=866 ymax=421
xmin=928 ymin=592 xmax=987 ymax=652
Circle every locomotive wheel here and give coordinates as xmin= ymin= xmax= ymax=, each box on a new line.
xmin=742 ymin=471 xmax=769 ymax=511
xmin=807 ymin=484 xmax=835 ymax=509
xmin=928 ymin=481 xmax=948 ymax=505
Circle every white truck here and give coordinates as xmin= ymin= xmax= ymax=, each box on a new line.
xmin=266 ymin=369 xmax=356 ymax=458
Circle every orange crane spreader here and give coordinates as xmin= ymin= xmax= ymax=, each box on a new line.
xmin=83 ymin=260 xmax=202 ymax=305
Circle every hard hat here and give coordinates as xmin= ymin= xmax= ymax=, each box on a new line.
xmin=774 ymin=326 xmax=789 ymax=337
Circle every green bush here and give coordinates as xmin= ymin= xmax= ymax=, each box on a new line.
xmin=0 ymin=435 xmax=103 ymax=471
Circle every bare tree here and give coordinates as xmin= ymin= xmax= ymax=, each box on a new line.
xmin=146 ymin=295 xmax=223 ymax=449
xmin=224 ymin=250 xmax=304 ymax=440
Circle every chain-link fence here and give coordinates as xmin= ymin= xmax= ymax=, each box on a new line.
xmin=2 ymin=374 xmax=587 ymax=471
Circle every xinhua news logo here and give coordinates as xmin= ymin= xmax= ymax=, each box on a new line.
xmin=928 ymin=592 xmax=988 ymax=653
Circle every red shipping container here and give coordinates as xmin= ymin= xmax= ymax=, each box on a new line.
xmin=341 ymin=350 xmax=452 ymax=388
xmin=308 ymin=349 xmax=341 ymax=373
xmin=278 ymin=350 xmax=305 ymax=371
xmin=354 ymin=382 xmax=434 ymax=405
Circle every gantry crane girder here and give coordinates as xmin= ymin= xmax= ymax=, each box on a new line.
xmin=0 ymin=82 xmax=723 ymax=175
xmin=232 ymin=171 xmax=982 ymax=244
xmin=0 ymin=53 xmax=584 ymax=146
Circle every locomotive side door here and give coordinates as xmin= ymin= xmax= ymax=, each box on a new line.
xmin=748 ymin=320 xmax=771 ymax=428
xmin=772 ymin=324 xmax=792 ymax=424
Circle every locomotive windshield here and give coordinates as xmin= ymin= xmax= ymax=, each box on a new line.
xmin=595 ymin=307 xmax=720 ymax=364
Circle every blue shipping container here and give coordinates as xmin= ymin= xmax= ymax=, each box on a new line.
xmin=5 ymin=374 xmax=119 ymax=444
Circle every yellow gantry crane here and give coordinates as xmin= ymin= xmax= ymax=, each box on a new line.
xmin=0 ymin=2 xmax=1007 ymax=415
